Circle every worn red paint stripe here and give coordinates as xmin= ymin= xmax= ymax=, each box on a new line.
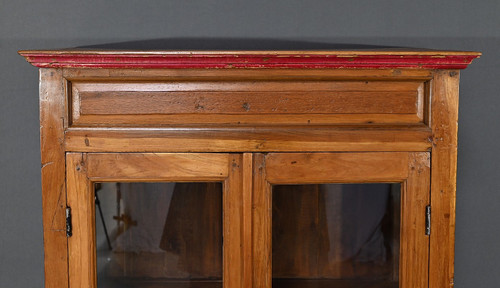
xmin=20 ymin=53 xmax=479 ymax=69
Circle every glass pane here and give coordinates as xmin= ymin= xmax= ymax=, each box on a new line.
xmin=95 ymin=182 xmax=223 ymax=288
xmin=272 ymin=183 xmax=400 ymax=288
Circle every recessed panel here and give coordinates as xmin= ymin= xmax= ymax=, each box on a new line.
xmin=70 ymin=80 xmax=425 ymax=126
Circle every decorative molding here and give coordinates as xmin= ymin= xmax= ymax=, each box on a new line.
xmin=19 ymin=50 xmax=480 ymax=69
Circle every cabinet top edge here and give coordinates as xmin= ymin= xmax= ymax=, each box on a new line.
xmin=18 ymin=49 xmax=481 ymax=69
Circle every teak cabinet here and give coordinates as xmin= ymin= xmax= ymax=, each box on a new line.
xmin=20 ymin=49 xmax=480 ymax=288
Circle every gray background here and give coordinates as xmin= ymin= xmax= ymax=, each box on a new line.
xmin=1 ymin=0 xmax=499 ymax=287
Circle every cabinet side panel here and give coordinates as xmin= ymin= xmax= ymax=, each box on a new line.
xmin=39 ymin=68 xmax=69 ymax=288
xmin=430 ymin=70 xmax=460 ymax=288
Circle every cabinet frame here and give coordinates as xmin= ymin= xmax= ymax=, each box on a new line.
xmin=65 ymin=152 xmax=251 ymax=288
xmin=23 ymin=50 xmax=480 ymax=288
xmin=252 ymin=152 xmax=431 ymax=288
xmin=64 ymin=151 xmax=431 ymax=288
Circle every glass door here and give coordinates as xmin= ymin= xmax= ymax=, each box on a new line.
xmin=253 ymin=152 xmax=430 ymax=288
xmin=66 ymin=153 xmax=246 ymax=288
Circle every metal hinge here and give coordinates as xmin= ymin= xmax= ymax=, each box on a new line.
xmin=66 ymin=206 xmax=72 ymax=237
xmin=425 ymin=205 xmax=431 ymax=236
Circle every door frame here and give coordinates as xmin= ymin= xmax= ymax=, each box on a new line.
xmin=65 ymin=152 xmax=251 ymax=288
xmin=252 ymin=152 xmax=431 ymax=288
xmin=65 ymin=152 xmax=430 ymax=288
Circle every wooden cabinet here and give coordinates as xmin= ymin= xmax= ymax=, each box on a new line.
xmin=20 ymin=49 xmax=479 ymax=288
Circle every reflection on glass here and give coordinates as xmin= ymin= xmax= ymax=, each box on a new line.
xmin=95 ymin=182 xmax=222 ymax=288
xmin=272 ymin=183 xmax=400 ymax=288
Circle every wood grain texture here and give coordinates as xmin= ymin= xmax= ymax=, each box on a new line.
xmin=242 ymin=153 xmax=254 ymax=288
xmin=224 ymin=154 xmax=243 ymax=288
xmin=66 ymin=153 xmax=95 ymax=288
xmin=71 ymin=80 xmax=423 ymax=127
xmin=253 ymin=154 xmax=272 ymax=288
xmin=265 ymin=152 xmax=409 ymax=183
xmin=77 ymin=91 xmax=418 ymax=114
xmin=79 ymin=90 xmax=418 ymax=113
xmin=72 ymin=80 xmax=423 ymax=92
xmin=39 ymin=68 xmax=69 ymax=288
xmin=64 ymin=126 xmax=433 ymax=153
xmin=70 ymin=113 xmax=425 ymax=126
xmin=61 ymin=67 xmax=434 ymax=81
xmin=85 ymin=153 xmax=229 ymax=181
xmin=71 ymin=81 xmax=422 ymax=121
xmin=429 ymin=71 xmax=460 ymax=288
xmin=65 ymin=69 xmax=432 ymax=128
xmin=400 ymin=152 xmax=430 ymax=288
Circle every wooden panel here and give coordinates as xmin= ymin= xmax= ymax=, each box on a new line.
xmin=400 ymin=152 xmax=430 ymax=288
xmin=67 ymin=153 xmax=95 ymax=288
xmin=85 ymin=153 xmax=229 ymax=181
xmin=429 ymin=71 xmax=460 ymax=288
xmin=70 ymin=80 xmax=424 ymax=126
xmin=64 ymin=126 xmax=433 ymax=153
xmin=265 ymin=152 xmax=409 ymax=183
xmin=223 ymin=154 xmax=243 ymax=288
xmin=253 ymin=154 xmax=272 ymax=288
xmin=242 ymin=153 xmax=254 ymax=288
xmin=62 ymin=68 xmax=433 ymax=81
xmin=77 ymin=90 xmax=418 ymax=114
xmin=39 ymin=69 xmax=69 ymax=288
xmin=68 ymin=113 xmax=424 ymax=126
xmin=72 ymin=80 xmax=422 ymax=92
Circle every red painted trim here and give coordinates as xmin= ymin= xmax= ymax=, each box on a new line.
xmin=20 ymin=52 xmax=480 ymax=69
